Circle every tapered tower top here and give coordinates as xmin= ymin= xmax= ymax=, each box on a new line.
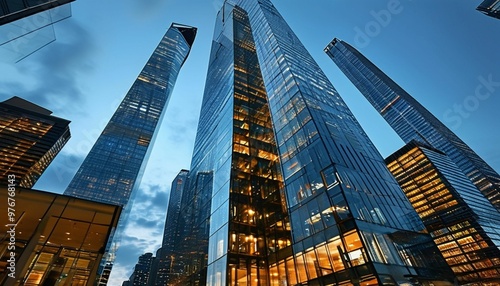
xmin=171 ymin=23 xmax=197 ymax=48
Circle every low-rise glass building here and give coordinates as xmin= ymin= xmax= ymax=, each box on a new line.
xmin=0 ymin=187 xmax=121 ymax=286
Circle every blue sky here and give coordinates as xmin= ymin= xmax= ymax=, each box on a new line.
xmin=1 ymin=0 xmax=499 ymax=284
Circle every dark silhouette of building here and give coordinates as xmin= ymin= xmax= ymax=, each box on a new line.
xmin=123 ymin=253 xmax=154 ymax=286
xmin=155 ymin=169 xmax=189 ymax=285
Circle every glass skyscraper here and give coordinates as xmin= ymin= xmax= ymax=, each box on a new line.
xmin=155 ymin=169 xmax=189 ymax=285
xmin=63 ymin=23 xmax=196 ymax=284
xmin=168 ymin=1 xmax=455 ymax=285
xmin=386 ymin=141 xmax=500 ymax=284
xmin=0 ymin=96 xmax=70 ymax=188
xmin=325 ymin=38 xmax=500 ymax=213
xmin=64 ymin=23 xmax=196 ymax=207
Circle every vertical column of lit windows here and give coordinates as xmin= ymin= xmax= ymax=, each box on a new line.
xmin=0 ymin=109 xmax=69 ymax=188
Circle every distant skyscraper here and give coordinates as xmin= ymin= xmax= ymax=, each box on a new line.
xmin=123 ymin=253 xmax=154 ymax=286
xmin=169 ymin=1 xmax=455 ymax=285
xmin=386 ymin=141 xmax=500 ymax=285
xmin=477 ymin=0 xmax=500 ymax=19
xmin=0 ymin=0 xmax=75 ymax=62
xmin=155 ymin=169 xmax=189 ymax=285
xmin=0 ymin=96 xmax=70 ymax=188
xmin=147 ymin=248 xmax=161 ymax=286
xmin=63 ymin=23 xmax=196 ymax=283
xmin=325 ymin=38 xmax=500 ymax=212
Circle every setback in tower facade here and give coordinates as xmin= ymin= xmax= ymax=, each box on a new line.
xmin=168 ymin=1 xmax=455 ymax=285
xmin=325 ymin=38 xmax=500 ymax=213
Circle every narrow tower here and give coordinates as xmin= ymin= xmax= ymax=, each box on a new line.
xmin=326 ymin=38 xmax=500 ymax=212
xmin=0 ymin=96 xmax=70 ymax=188
xmin=63 ymin=23 xmax=196 ymax=284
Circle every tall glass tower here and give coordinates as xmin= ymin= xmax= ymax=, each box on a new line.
xmin=64 ymin=23 xmax=196 ymax=207
xmin=169 ymin=1 xmax=455 ymax=285
xmin=63 ymin=23 xmax=196 ymax=284
xmin=325 ymin=38 xmax=500 ymax=212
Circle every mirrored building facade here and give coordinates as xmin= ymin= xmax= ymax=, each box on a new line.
xmin=169 ymin=0 xmax=455 ymax=285
xmin=63 ymin=23 xmax=196 ymax=283
xmin=386 ymin=141 xmax=500 ymax=285
xmin=325 ymin=38 xmax=500 ymax=213
xmin=0 ymin=96 xmax=70 ymax=188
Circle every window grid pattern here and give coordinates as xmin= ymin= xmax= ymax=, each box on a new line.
xmin=62 ymin=23 xmax=196 ymax=281
xmin=386 ymin=142 xmax=500 ymax=284
xmin=325 ymin=39 xmax=500 ymax=212
xmin=64 ymin=24 xmax=195 ymax=208
xmin=238 ymin=0 xmax=454 ymax=284
xmin=0 ymin=100 xmax=70 ymax=188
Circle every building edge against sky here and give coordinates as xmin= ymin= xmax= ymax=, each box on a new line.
xmin=477 ymin=0 xmax=500 ymax=19
xmin=155 ymin=169 xmax=190 ymax=285
xmin=386 ymin=140 xmax=500 ymax=284
xmin=61 ymin=23 xmax=197 ymax=285
xmin=167 ymin=0 xmax=455 ymax=285
xmin=0 ymin=0 xmax=75 ymax=62
xmin=121 ymin=169 xmax=190 ymax=286
xmin=0 ymin=96 xmax=70 ymax=189
xmin=325 ymin=38 xmax=500 ymax=213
